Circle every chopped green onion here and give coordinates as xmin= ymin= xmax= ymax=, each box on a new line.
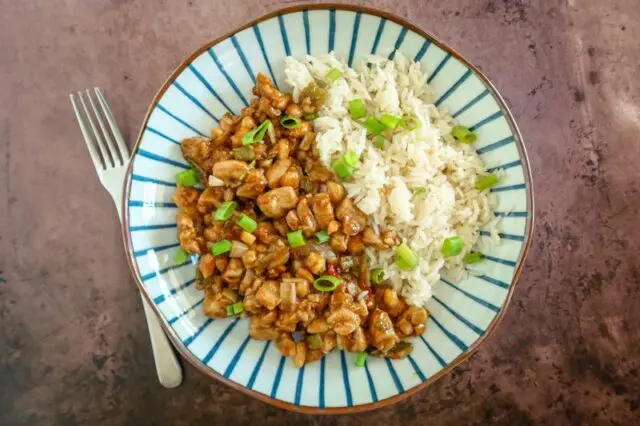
xmin=236 ymin=214 xmax=257 ymax=233
xmin=400 ymin=115 xmax=421 ymax=130
xmin=395 ymin=243 xmax=419 ymax=270
xmin=307 ymin=334 xmax=323 ymax=349
xmin=373 ymin=135 xmax=386 ymax=149
xmin=355 ymin=352 xmax=368 ymax=367
xmin=412 ymin=187 xmax=426 ymax=195
xmin=287 ymin=230 xmax=306 ymax=248
xmin=242 ymin=119 xmax=272 ymax=145
xmin=475 ymin=174 xmax=499 ymax=191
xmin=325 ymin=67 xmax=343 ymax=83
xmin=371 ymin=268 xmax=385 ymax=284
xmin=233 ymin=146 xmax=254 ymax=161
xmin=380 ymin=113 xmax=402 ymax=130
xmin=313 ymin=275 xmax=340 ymax=292
xmin=315 ymin=230 xmax=330 ymax=243
xmin=451 ymin=125 xmax=477 ymax=143
xmin=463 ymin=252 xmax=484 ymax=264
xmin=211 ymin=239 xmax=232 ymax=256
xmin=176 ymin=169 xmax=199 ymax=187
xmin=348 ymin=99 xmax=366 ymax=120
xmin=442 ymin=236 xmax=464 ymax=258
xmin=214 ymin=201 xmax=237 ymax=221
xmin=231 ymin=301 xmax=244 ymax=314
xmin=280 ymin=115 xmax=301 ymax=129
xmin=174 ymin=249 xmax=190 ymax=264
xmin=332 ymin=156 xmax=355 ymax=180
xmin=226 ymin=305 xmax=234 ymax=317
xmin=395 ymin=258 xmax=414 ymax=271
xmin=344 ymin=150 xmax=359 ymax=167
xmin=304 ymin=113 xmax=317 ymax=121
xmin=363 ymin=116 xmax=386 ymax=136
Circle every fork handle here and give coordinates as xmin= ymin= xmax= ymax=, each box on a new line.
xmin=140 ymin=294 xmax=183 ymax=388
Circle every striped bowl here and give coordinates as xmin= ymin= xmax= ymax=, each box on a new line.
xmin=122 ymin=4 xmax=534 ymax=414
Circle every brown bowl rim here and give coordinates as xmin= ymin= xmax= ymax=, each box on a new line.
xmin=120 ymin=3 xmax=535 ymax=415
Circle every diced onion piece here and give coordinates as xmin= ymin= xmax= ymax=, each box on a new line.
xmin=230 ymin=240 xmax=248 ymax=258
xmin=240 ymin=231 xmax=256 ymax=246
xmin=208 ymin=175 xmax=224 ymax=187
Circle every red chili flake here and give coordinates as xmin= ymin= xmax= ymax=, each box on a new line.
xmin=327 ymin=264 xmax=340 ymax=277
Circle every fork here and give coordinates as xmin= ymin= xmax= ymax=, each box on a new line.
xmin=70 ymin=88 xmax=183 ymax=388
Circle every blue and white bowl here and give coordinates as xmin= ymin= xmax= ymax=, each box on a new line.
xmin=123 ymin=5 xmax=534 ymax=413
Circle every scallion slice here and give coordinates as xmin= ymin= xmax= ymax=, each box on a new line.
xmin=233 ymin=146 xmax=254 ymax=161
xmin=304 ymin=113 xmax=317 ymax=121
xmin=315 ymin=230 xmax=330 ymax=244
xmin=214 ymin=201 xmax=237 ymax=221
xmin=313 ymin=275 xmax=340 ymax=292
xmin=463 ymin=252 xmax=484 ymax=264
xmin=344 ymin=150 xmax=359 ymax=167
xmin=280 ymin=115 xmax=301 ymax=129
xmin=380 ymin=113 xmax=402 ymax=129
xmin=475 ymin=174 xmax=499 ymax=191
xmin=442 ymin=236 xmax=464 ymax=258
xmin=373 ymin=135 xmax=385 ymax=149
xmin=332 ymin=156 xmax=355 ymax=180
xmin=236 ymin=214 xmax=257 ymax=233
xmin=242 ymin=119 xmax=272 ymax=145
xmin=371 ymin=268 xmax=385 ymax=284
xmin=412 ymin=187 xmax=426 ymax=195
xmin=355 ymin=352 xmax=368 ymax=367
xmin=211 ymin=239 xmax=232 ymax=256
xmin=363 ymin=116 xmax=386 ymax=136
xmin=174 ymin=249 xmax=190 ymax=264
xmin=176 ymin=169 xmax=199 ymax=187
xmin=231 ymin=301 xmax=244 ymax=315
xmin=451 ymin=125 xmax=477 ymax=143
xmin=400 ymin=115 xmax=421 ymax=130
xmin=325 ymin=67 xmax=344 ymax=82
xmin=226 ymin=305 xmax=234 ymax=317
xmin=395 ymin=243 xmax=418 ymax=270
xmin=348 ymin=99 xmax=366 ymax=120
xmin=287 ymin=230 xmax=306 ymax=248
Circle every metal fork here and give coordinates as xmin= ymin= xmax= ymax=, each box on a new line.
xmin=70 ymin=88 xmax=183 ymax=388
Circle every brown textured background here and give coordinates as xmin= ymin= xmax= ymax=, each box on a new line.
xmin=1 ymin=0 xmax=639 ymax=424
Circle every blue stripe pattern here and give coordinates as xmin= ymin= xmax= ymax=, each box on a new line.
xmin=168 ymin=297 xmax=204 ymax=325
xmin=208 ymin=49 xmax=248 ymax=106
xmin=476 ymin=274 xmax=510 ymax=289
xmin=252 ymin=25 xmax=278 ymax=88
xmin=469 ymin=110 xmax=503 ymax=131
xmin=420 ymin=335 xmax=447 ymax=367
xmin=173 ymin=81 xmax=218 ymax=121
xmin=133 ymin=242 xmax=180 ymax=257
xmin=132 ymin=174 xmax=177 ymax=187
xmin=188 ymin=64 xmax=235 ymax=115
xmin=384 ymin=358 xmax=404 ymax=393
xmin=328 ymin=9 xmax=336 ymax=51
xmin=202 ymin=318 xmax=240 ymax=364
xmin=277 ymin=15 xmax=291 ymax=57
xmin=146 ymin=126 xmax=179 ymax=145
xmin=294 ymin=365 xmax=305 ymax=405
xmin=183 ymin=318 xmax=213 ymax=347
xmin=247 ymin=341 xmax=271 ymax=389
xmin=319 ymin=356 xmax=326 ymax=408
xmin=488 ymin=160 xmax=521 ymax=172
xmin=435 ymin=69 xmax=472 ymax=107
xmin=414 ymin=40 xmax=431 ymax=62
xmin=130 ymin=223 xmax=177 ymax=232
xmin=484 ymin=255 xmax=517 ymax=267
xmin=129 ymin=200 xmax=177 ymax=208
xmin=440 ymin=278 xmax=500 ymax=312
xmin=340 ymin=351 xmax=353 ymax=406
xmin=371 ymin=18 xmax=386 ymax=54
xmin=363 ymin=362 xmax=378 ymax=402
xmin=303 ymin=10 xmax=311 ymax=54
xmin=153 ymin=278 xmax=196 ymax=304
xmin=433 ymin=296 xmax=485 ymax=335
xmin=231 ymin=36 xmax=256 ymax=83
xmin=491 ymin=183 xmax=527 ymax=192
xmin=388 ymin=27 xmax=408 ymax=60
xmin=407 ymin=356 xmax=426 ymax=381
xmin=427 ymin=54 xmax=451 ymax=84
xmin=270 ymin=355 xmax=287 ymax=398
xmin=156 ymin=104 xmax=206 ymax=137
xmin=477 ymin=136 xmax=515 ymax=154
xmin=480 ymin=230 xmax=525 ymax=241
xmin=494 ymin=210 xmax=528 ymax=217
xmin=452 ymin=89 xmax=490 ymax=118
xmin=224 ymin=334 xmax=251 ymax=377
xmin=429 ymin=315 xmax=468 ymax=351
xmin=348 ymin=12 xmax=362 ymax=66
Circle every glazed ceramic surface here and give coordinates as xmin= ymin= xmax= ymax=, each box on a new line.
xmin=123 ymin=5 xmax=533 ymax=413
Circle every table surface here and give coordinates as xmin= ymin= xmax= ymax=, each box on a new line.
xmin=1 ymin=0 xmax=639 ymax=424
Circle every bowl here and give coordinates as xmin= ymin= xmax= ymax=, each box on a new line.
xmin=122 ymin=4 xmax=534 ymax=414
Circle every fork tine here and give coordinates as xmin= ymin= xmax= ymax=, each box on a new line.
xmin=78 ymin=90 xmax=115 ymax=168
xmin=70 ymin=93 xmax=105 ymax=171
xmin=94 ymin=88 xmax=131 ymax=161
xmin=85 ymin=89 xmax=122 ymax=166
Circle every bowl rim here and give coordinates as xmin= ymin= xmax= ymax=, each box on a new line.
xmin=120 ymin=3 xmax=535 ymax=415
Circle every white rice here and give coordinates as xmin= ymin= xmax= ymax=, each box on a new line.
xmin=284 ymin=52 xmax=499 ymax=306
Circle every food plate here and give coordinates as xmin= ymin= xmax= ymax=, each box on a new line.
xmin=122 ymin=4 xmax=533 ymax=413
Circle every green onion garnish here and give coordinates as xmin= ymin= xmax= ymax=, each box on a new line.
xmin=442 ymin=236 xmax=464 ymax=258
xmin=313 ymin=275 xmax=340 ymax=292
xmin=451 ymin=125 xmax=477 ymax=143
xmin=348 ymin=99 xmax=366 ymax=120
xmin=463 ymin=252 xmax=484 ymax=264
xmin=287 ymin=230 xmax=306 ymax=248
xmin=380 ymin=113 xmax=402 ymax=130
xmin=400 ymin=115 xmax=421 ymax=130
xmin=176 ymin=169 xmax=199 ymax=187
xmin=344 ymin=150 xmax=359 ymax=167
xmin=395 ymin=258 xmax=414 ymax=271
xmin=236 ymin=214 xmax=257 ymax=233
xmin=242 ymin=119 xmax=272 ymax=145
xmin=214 ymin=201 xmax=237 ymax=221
xmin=226 ymin=305 xmax=234 ymax=317
xmin=174 ymin=249 xmax=190 ymax=264
xmin=211 ymin=239 xmax=232 ymax=256
xmin=304 ymin=113 xmax=317 ymax=121
xmin=233 ymin=146 xmax=254 ymax=161
xmin=363 ymin=116 xmax=386 ymax=136
xmin=412 ymin=187 xmax=426 ymax=195
xmin=371 ymin=268 xmax=385 ymax=284
xmin=475 ymin=174 xmax=499 ymax=191
xmin=315 ymin=230 xmax=330 ymax=243
xmin=373 ymin=135 xmax=385 ymax=149
xmin=355 ymin=351 xmax=368 ymax=367
xmin=280 ymin=115 xmax=301 ymax=129
xmin=231 ymin=301 xmax=244 ymax=315
xmin=395 ymin=243 xmax=419 ymax=270
xmin=332 ymin=156 xmax=355 ymax=180
xmin=325 ymin=67 xmax=343 ymax=83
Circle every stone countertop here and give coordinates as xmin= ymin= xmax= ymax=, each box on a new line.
xmin=1 ymin=0 xmax=639 ymax=424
